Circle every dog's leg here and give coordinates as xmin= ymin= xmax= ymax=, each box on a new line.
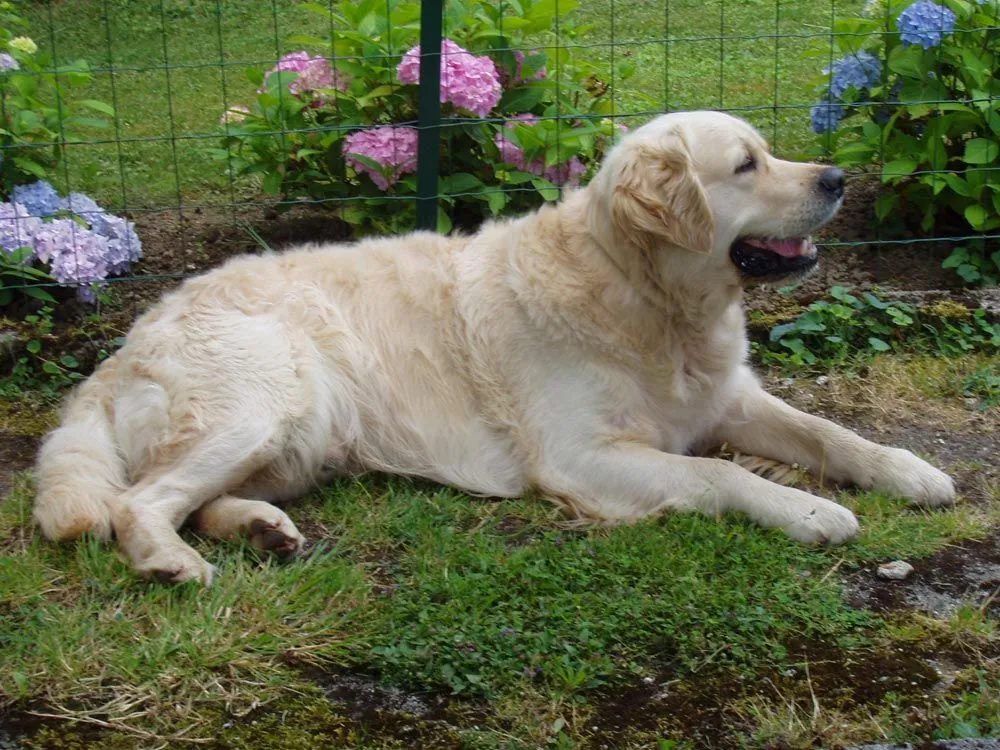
xmin=714 ymin=369 xmax=955 ymax=506
xmin=189 ymin=495 xmax=305 ymax=558
xmin=536 ymin=442 xmax=859 ymax=544
xmin=113 ymin=424 xmax=284 ymax=585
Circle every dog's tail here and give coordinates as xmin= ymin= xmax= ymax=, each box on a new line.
xmin=33 ymin=357 xmax=128 ymax=541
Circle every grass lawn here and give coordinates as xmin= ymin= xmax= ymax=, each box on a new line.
xmin=19 ymin=0 xmax=863 ymax=212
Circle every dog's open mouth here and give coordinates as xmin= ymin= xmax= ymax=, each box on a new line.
xmin=729 ymin=236 xmax=819 ymax=279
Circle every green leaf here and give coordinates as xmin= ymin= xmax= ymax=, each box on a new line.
xmin=531 ymin=177 xmax=560 ymax=201
xmin=498 ymin=84 xmax=546 ymax=113
xmin=60 ymin=354 xmax=79 ymax=369
xmin=443 ymin=172 xmax=483 ymax=195
xmin=437 ymin=207 xmax=452 ymax=235
xmin=881 ymin=159 xmax=917 ymax=182
xmin=486 ymin=189 xmax=507 ymax=215
xmin=964 ymin=204 xmax=987 ymax=230
xmin=23 ymin=286 xmax=57 ymax=303
xmin=11 ymin=157 xmax=48 ymax=180
xmin=42 ymin=361 xmax=62 ymax=376
xmin=875 ymin=191 xmax=899 ymax=221
xmin=78 ymin=99 xmax=115 ymax=116
xmin=505 ymin=170 xmax=538 ymax=185
xmin=769 ymin=322 xmax=797 ymax=342
xmin=285 ymin=34 xmax=328 ymax=46
xmin=963 ymin=138 xmax=999 ymax=164
xmin=26 ymin=340 xmax=41 ymax=354
xmin=261 ymin=170 xmax=283 ymax=196
xmin=957 ymin=264 xmax=982 ymax=283
xmin=867 ymin=337 xmax=890 ymax=352
xmin=863 ymin=293 xmax=890 ymax=310
xmin=888 ymin=45 xmax=924 ymax=79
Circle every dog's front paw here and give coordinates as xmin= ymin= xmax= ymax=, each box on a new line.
xmin=782 ymin=493 xmax=860 ymax=546
xmin=876 ymin=448 xmax=956 ymax=507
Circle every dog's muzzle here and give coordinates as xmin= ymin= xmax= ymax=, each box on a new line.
xmin=729 ymin=236 xmax=819 ymax=281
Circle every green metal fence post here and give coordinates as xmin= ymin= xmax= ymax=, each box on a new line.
xmin=416 ymin=0 xmax=444 ymax=231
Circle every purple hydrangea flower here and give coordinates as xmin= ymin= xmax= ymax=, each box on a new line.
xmin=12 ymin=180 xmax=61 ymax=217
xmin=343 ymin=127 xmax=419 ymax=190
xmin=811 ymin=101 xmax=846 ymax=133
xmin=827 ymin=51 xmax=883 ymax=99
xmin=0 ymin=52 xmax=19 ymax=72
xmin=260 ymin=51 xmax=350 ymax=102
xmin=31 ymin=219 xmax=110 ymax=299
xmin=897 ymin=2 xmax=955 ymax=49
xmin=0 ymin=202 xmax=42 ymax=254
xmin=397 ymin=39 xmax=502 ymax=117
xmin=61 ymin=192 xmax=142 ymax=274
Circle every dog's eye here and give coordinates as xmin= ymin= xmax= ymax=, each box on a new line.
xmin=735 ymin=154 xmax=757 ymax=174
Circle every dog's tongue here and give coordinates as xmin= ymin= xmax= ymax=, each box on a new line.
xmin=745 ymin=238 xmax=807 ymax=258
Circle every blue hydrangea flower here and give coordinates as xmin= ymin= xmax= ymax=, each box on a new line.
xmin=897 ymin=1 xmax=955 ymax=49
xmin=0 ymin=52 xmax=18 ymax=72
xmin=0 ymin=202 xmax=42 ymax=254
xmin=827 ymin=51 xmax=883 ymax=99
xmin=811 ymin=101 xmax=846 ymax=134
xmin=61 ymin=192 xmax=142 ymax=274
xmin=12 ymin=180 xmax=61 ymax=217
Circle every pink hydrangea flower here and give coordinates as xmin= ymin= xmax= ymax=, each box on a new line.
xmin=397 ymin=39 xmax=501 ymax=117
xmin=260 ymin=51 xmax=350 ymax=102
xmin=343 ymin=127 xmax=419 ymax=190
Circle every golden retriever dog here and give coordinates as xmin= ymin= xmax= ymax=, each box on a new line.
xmin=33 ymin=111 xmax=955 ymax=584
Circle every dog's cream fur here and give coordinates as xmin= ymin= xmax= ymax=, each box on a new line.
xmin=34 ymin=112 xmax=955 ymax=584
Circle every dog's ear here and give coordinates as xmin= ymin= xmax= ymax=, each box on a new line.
xmin=611 ymin=135 xmax=714 ymax=255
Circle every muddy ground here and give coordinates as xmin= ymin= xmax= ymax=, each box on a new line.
xmin=1 ymin=181 xmax=998 ymax=748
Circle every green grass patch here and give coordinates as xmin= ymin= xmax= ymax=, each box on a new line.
xmin=3 ymin=462 xmax=996 ymax=746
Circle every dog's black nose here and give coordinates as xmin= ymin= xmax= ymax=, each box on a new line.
xmin=818 ymin=167 xmax=845 ymax=199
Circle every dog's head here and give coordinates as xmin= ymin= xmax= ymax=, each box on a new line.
xmin=588 ymin=111 xmax=844 ymax=286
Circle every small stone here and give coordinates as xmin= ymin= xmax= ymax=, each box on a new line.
xmin=781 ymin=378 xmax=794 ymax=388
xmin=642 ymin=676 xmax=655 ymax=684
xmin=815 ymin=375 xmax=830 ymax=386
xmin=964 ymin=397 xmax=979 ymax=409
xmin=877 ymin=560 xmax=914 ymax=580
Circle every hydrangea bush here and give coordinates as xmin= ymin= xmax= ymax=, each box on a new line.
xmin=2 ymin=4 xmax=123 ymax=308
xmin=808 ymin=0 xmax=1000 ymax=285
xmin=0 ymin=180 xmax=142 ymax=305
xmin=1 ymin=3 xmax=114 ymax=193
xmin=215 ymin=0 xmax=631 ymax=235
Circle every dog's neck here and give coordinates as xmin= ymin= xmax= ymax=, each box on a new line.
xmin=510 ymin=191 xmax=744 ymax=359
xmin=565 ymin=190 xmax=741 ymax=325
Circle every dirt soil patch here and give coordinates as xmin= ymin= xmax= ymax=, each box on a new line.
xmin=847 ymin=533 xmax=1000 ymax=619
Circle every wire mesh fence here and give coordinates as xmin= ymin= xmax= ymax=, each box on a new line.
xmin=1 ymin=0 xmax=998 ymax=302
